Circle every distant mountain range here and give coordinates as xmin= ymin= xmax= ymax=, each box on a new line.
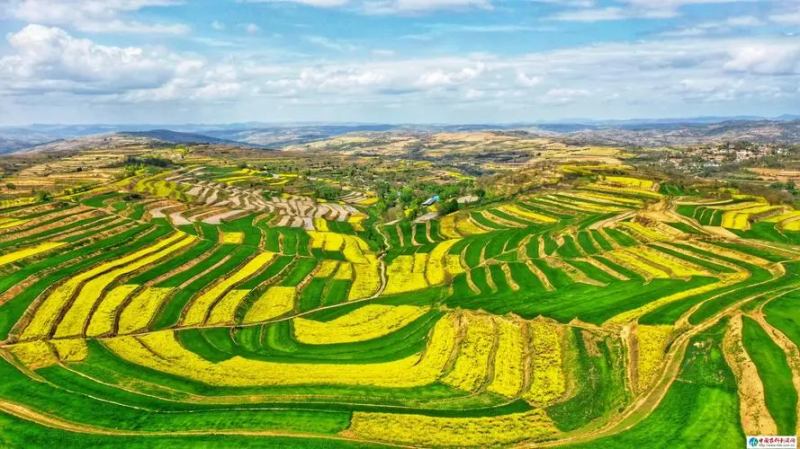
xmin=2 ymin=115 xmax=799 ymax=154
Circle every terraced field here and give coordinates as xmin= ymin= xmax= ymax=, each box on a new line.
xmin=2 ymin=170 xmax=800 ymax=447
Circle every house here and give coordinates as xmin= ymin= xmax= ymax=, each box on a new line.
xmin=422 ymin=195 xmax=440 ymax=207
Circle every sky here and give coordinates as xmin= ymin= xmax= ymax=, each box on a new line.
xmin=0 ymin=0 xmax=798 ymax=125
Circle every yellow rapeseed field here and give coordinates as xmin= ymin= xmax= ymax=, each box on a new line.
xmin=86 ymin=285 xmax=140 ymax=337
xmin=626 ymin=246 xmax=705 ymax=278
xmin=348 ymin=260 xmax=381 ymax=300
xmin=605 ymin=176 xmax=655 ymax=190
xmin=487 ymin=317 xmax=527 ymax=398
xmin=21 ymin=232 xmax=186 ymax=341
xmin=54 ymin=234 xmax=194 ymax=339
xmin=502 ymin=204 xmax=558 ymax=223
xmin=349 ymin=408 xmax=559 ymax=447
xmin=456 ymin=215 xmax=490 ymax=236
xmin=104 ymin=315 xmax=457 ymax=388
xmin=438 ymin=215 xmax=463 ymax=239
xmin=9 ymin=341 xmax=58 ymax=369
xmin=182 ymin=251 xmax=275 ymax=326
xmin=606 ymin=250 xmax=670 ymax=279
xmin=0 ymin=241 xmax=65 ymax=268
xmin=425 ymin=239 xmax=461 ymax=286
xmin=384 ymin=255 xmax=429 ymax=295
xmin=207 ymin=289 xmax=250 ymax=325
xmin=52 ymin=339 xmax=89 ymax=363
xmin=636 ymin=325 xmax=673 ymax=391
xmin=333 ymin=262 xmax=353 ymax=281
xmin=525 ymin=319 xmax=566 ymax=406
xmin=118 ymin=287 xmax=175 ymax=334
xmin=242 ymin=286 xmax=297 ymax=324
xmin=0 ymin=217 xmax=27 ymax=230
xmin=221 ymin=232 xmax=244 ymax=244
xmin=315 ymin=260 xmax=339 ymax=278
xmin=313 ymin=218 xmax=329 ymax=232
xmin=443 ymin=313 xmax=496 ymax=392
xmin=293 ymin=305 xmax=429 ymax=345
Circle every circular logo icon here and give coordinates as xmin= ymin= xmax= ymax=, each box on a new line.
xmin=749 ymin=437 xmax=760 ymax=447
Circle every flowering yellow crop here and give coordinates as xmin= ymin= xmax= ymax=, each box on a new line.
xmin=710 ymin=201 xmax=763 ymax=211
xmin=605 ymin=274 xmax=743 ymax=326
xmin=384 ymin=255 xmax=429 ymax=295
xmin=358 ymin=197 xmax=379 ymax=206
xmin=9 ymin=341 xmax=58 ymax=369
xmin=456 ymin=215 xmax=490 ymax=236
xmin=104 ymin=314 xmax=457 ymax=388
xmin=315 ymin=260 xmax=339 ymax=278
xmin=242 ymin=286 xmax=296 ymax=324
xmin=586 ymin=184 xmax=663 ymax=199
xmin=0 ymin=241 xmax=65 ymax=268
xmin=313 ymin=218 xmax=329 ymax=232
xmin=636 ymin=325 xmax=673 ymax=391
xmin=182 ymin=251 xmax=276 ymax=326
xmin=118 ymin=287 xmax=175 ymax=334
xmin=546 ymin=197 xmax=624 ymax=214
xmin=309 ymin=231 xmax=344 ymax=252
xmin=487 ymin=317 xmax=526 ymax=398
xmin=765 ymin=211 xmax=800 ymax=224
xmin=207 ymin=289 xmax=250 ymax=325
xmin=605 ymin=176 xmax=654 ymax=189
xmin=221 ymin=232 xmax=244 ymax=244
xmin=443 ymin=313 xmax=496 ymax=392
xmin=785 ymin=220 xmax=800 ymax=232
xmin=52 ymin=339 xmax=88 ymax=363
xmin=293 ymin=305 xmax=428 ymax=345
xmin=21 ymin=232 xmax=185 ymax=341
xmin=333 ymin=262 xmax=353 ymax=281
xmin=446 ymin=255 xmax=465 ymax=276
xmin=618 ymin=222 xmax=667 ymax=241
xmin=720 ymin=206 xmax=780 ymax=230
xmin=567 ymin=191 xmax=643 ymax=206
xmin=86 ymin=285 xmax=140 ymax=337
xmin=606 ymin=250 xmax=670 ymax=279
xmin=348 ymin=261 xmax=381 ymax=301
xmin=0 ymin=218 xmax=27 ymax=230
xmin=349 ymin=408 xmax=559 ymax=447
xmin=525 ymin=319 xmax=566 ymax=406
xmin=308 ymin=231 xmax=371 ymax=264
xmin=0 ymin=197 xmax=35 ymax=210
xmin=501 ymin=204 xmax=558 ymax=223
xmin=438 ymin=215 xmax=462 ymax=239
xmin=52 ymin=234 xmax=194 ymax=339
xmin=626 ymin=247 xmax=705 ymax=278
xmin=425 ymin=239 xmax=461 ymax=286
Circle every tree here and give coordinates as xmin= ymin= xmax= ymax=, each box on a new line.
xmin=439 ymin=199 xmax=459 ymax=216
xmin=34 ymin=190 xmax=52 ymax=202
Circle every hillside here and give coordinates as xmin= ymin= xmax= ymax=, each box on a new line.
xmin=0 ymin=142 xmax=799 ymax=446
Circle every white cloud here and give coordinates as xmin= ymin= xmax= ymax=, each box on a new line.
xmin=548 ymin=0 xmax=763 ymax=22
xmin=1 ymin=24 xmax=798 ymax=122
xmin=724 ymin=44 xmax=800 ymax=75
xmin=243 ymin=23 xmax=261 ymax=35
xmin=240 ymin=0 xmax=492 ymax=13
xmin=0 ymin=25 xmax=182 ymax=93
xmin=7 ymin=0 xmax=189 ymax=34
xmin=660 ymin=15 xmax=765 ymax=37
xmin=211 ymin=21 xmax=226 ymax=31
xmin=304 ymin=36 xmax=359 ymax=52
xmin=516 ymin=71 xmax=542 ymax=87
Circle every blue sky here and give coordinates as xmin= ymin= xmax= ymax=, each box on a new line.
xmin=0 ymin=0 xmax=798 ymax=124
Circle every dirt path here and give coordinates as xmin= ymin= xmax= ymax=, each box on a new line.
xmin=723 ymin=314 xmax=777 ymax=435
